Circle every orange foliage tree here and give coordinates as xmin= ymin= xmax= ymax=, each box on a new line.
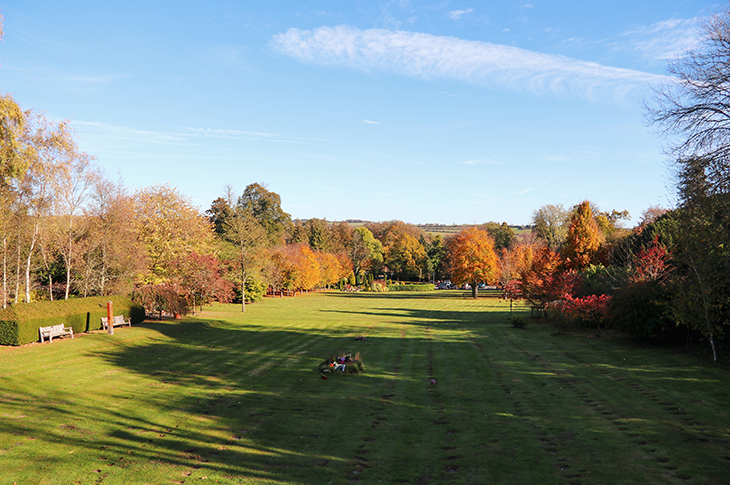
xmin=445 ymin=227 xmax=499 ymax=298
xmin=316 ymin=251 xmax=351 ymax=288
xmin=562 ymin=201 xmax=602 ymax=271
xmin=519 ymin=247 xmax=568 ymax=308
xmin=270 ymin=243 xmax=321 ymax=292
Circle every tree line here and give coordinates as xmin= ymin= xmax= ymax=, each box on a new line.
xmin=0 ymin=92 xmax=723 ymax=362
xmin=1 ymin=5 xmax=728 ymax=359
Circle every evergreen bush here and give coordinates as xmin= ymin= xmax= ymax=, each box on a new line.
xmin=510 ymin=315 xmax=528 ymax=329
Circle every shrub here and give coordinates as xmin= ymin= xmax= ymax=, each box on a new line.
xmin=0 ymin=296 xmax=144 ymax=346
xmin=244 ymin=278 xmax=266 ymax=303
xmin=131 ymin=284 xmax=188 ymax=320
xmin=510 ymin=316 xmax=528 ymax=329
xmin=387 ymin=283 xmax=434 ymax=292
xmin=609 ymin=280 xmax=681 ymax=341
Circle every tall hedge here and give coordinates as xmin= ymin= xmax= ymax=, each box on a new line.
xmin=0 ymin=296 xmax=145 ymax=346
xmin=387 ymin=283 xmax=435 ymax=292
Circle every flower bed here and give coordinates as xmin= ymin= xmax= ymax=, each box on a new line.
xmin=319 ymin=352 xmax=364 ymax=377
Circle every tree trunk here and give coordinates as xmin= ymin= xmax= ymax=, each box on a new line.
xmin=14 ymin=238 xmax=20 ymax=304
xmin=64 ymin=233 xmax=72 ymax=300
xmin=241 ymin=266 xmax=247 ymax=312
xmin=2 ymin=236 xmax=6 ymax=309
xmin=471 ymin=284 xmax=477 ymax=299
xmin=689 ymin=253 xmax=717 ymax=361
xmin=24 ymin=231 xmax=37 ymax=303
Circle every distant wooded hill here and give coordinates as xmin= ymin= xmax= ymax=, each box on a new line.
xmin=343 ymin=220 xmax=532 ymax=235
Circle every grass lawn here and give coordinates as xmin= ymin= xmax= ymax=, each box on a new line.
xmin=1 ymin=291 xmax=729 ymax=484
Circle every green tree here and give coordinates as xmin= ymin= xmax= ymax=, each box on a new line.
xmin=424 ymin=234 xmax=447 ymax=282
xmin=221 ymin=205 xmax=267 ymax=312
xmin=646 ymin=6 xmax=730 ymax=359
xmin=238 ymin=183 xmax=292 ymax=245
xmin=349 ymin=227 xmax=383 ymax=280
xmin=481 ymin=222 xmax=516 ymax=251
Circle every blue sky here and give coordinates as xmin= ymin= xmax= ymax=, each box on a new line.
xmin=0 ymin=1 xmax=717 ymax=225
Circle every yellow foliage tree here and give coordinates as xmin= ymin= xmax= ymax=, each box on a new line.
xmin=134 ymin=184 xmax=214 ymax=283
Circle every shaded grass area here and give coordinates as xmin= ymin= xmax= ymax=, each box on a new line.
xmin=1 ymin=291 xmax=729 ymax=484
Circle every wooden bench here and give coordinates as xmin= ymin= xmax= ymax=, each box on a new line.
xmin=101 ymin=315 xmax=132 ymax=330
xmin=39 ymin=324 xmax=74 ymax=343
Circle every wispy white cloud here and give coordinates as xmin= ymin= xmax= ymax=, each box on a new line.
xmin=271 ymin=25 xmax=666 ymax=101
xmin=461 ymin=159 xmax=501 ymax=165
xmin=73 ymin=121 xmax=328 ymax=146
xmin=516 ymin=181 xmax=547 ymax=195
xmin=363 ymin=119 xmax=381 ymax=124
xmin=73 ymin=121 xmax=190 ymax=144
xmin=623 ymin=18 xmax=703 ymax=61
xmin=448 ymin=9 xmax=473 ymax=20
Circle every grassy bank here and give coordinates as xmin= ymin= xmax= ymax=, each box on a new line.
xmin=0 ymin=291 xmax=728 ymax=484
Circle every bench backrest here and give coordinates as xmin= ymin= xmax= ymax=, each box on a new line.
xmin=40 ymin=324 xmax=67 ymax=336
xmin=113 ymin=315 xmax=126 ymax=325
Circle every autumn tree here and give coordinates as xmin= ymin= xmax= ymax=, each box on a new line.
xmin=134 ymin=184 xmax=215 ymax=283
xmin=268 ymin=243 xmax=320 ymax=292
xmin=14 ymin=112 xmax=70 ymax=302
xmin=532 ymin=204 xmax=569 ymax=251
xmin=445 ymin=227 xmax=499 ymax=298
xmin=498 ymin=234 xmax=538 ymax=284
xmin=562 ymin=201 xmax=602 ymax=271
xmin=0 ymin=94 xmax=28 ymax=188
xmin=82 ymin=175 xmax=145 ymax=295
xmin=383 ymin=231 xmax=427 ymax=281
xmin=316 ymin=251 xmax=350 ymax=288
xmin=519 ymin=247 xmax=563 ymax=309
xmin=51 ymin=132 xmax=95 ymax=299
xmin=170 ymin=252 xmax=232 ymax=314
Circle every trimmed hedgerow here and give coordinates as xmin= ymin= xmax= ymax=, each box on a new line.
xmin=0 ymin=296 xmax=145 ymax=346
xmin=387 ymin=283 xmax=435 ymax=292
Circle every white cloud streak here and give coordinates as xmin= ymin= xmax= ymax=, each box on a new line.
xmin=623 ymin=18 xmax=703 ymax=61
xmin=363 ymin=119 xmax=381 ymax=124
xmin=73 ymin=121 xmax=328 ymax=146
xmin=271 ymin=25 xmax=666 ymax=100
xmin=448 ymin=9 xmax=473 ymax=20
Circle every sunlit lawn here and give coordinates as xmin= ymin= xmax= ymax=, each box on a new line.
xmin=1 ymin=291 xmax=729 ymax=484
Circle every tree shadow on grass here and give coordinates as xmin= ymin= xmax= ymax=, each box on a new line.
xmin=0 ymin=319 xmax=428 ymax=484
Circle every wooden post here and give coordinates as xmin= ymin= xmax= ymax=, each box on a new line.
xmin=107 ymin=300 xmax=113 ymax=335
